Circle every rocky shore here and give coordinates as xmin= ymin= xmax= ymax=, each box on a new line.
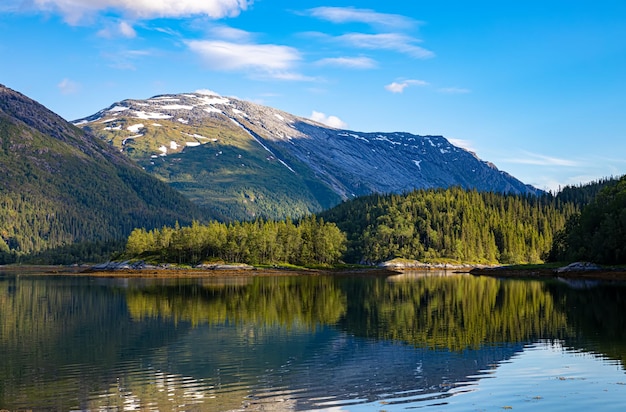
xmin=5 ymin=260 xmax=625 ymax=281
xmin=470 ymin=261 xmax=626 ymax=281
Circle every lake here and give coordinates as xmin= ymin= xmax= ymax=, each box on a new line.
xmin=1 ymin=270 xmax=626 ymax=411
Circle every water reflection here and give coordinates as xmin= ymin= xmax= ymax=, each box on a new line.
xmin=1 ymin=272 xmax=625 ymax=410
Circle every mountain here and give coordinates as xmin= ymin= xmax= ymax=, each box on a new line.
xmin=0 ymin=84 xmax=205 ymax=255
xmin=75 ymin=91 xmax=541 ymax=221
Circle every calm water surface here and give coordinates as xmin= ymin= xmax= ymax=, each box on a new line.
xmin=1 ymin=270 xmax=626 ymax=411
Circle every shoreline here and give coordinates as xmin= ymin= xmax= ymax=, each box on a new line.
xmin=4 ymin=263 xmax=626 ymax=281
xmin=470 ymin=266 xmax=626 ymax=281
xmin=0 ymin=264 xmax=400 ymax=278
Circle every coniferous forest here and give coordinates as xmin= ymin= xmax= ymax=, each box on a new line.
xmin=549 ymin=174 xmax=626 ymax=264
xmin=3 ymin=168 xmax=625 ymax=266
xmin=123 ymin=216 xmax=347 ymax=266
xmin=116 ymin=177 xmax=625 ymax=267
xmin=320 ymin=187 xmax=577 ymax=264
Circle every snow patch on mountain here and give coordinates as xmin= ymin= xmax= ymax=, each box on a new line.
xmin=230 ymin=118 xmax=296 ymax=173
xmin=122 ymin=135 xmax=143 ymax=145
xmin=127 ymin=123 xmax=144 ymax=133
xmin=197 ymin=95 xmax=230 ymax=106
xmin=133 ymin=111 xmax=172 ymax=120
xmin=162 ymin=104 xmax=195 ymax=110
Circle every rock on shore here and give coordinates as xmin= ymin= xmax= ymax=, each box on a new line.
xmin=89 ymin=261 xmax=254 ymax=271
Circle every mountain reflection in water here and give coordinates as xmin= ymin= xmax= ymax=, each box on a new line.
xmin=1 ymin=271 xmax=625 ymax=410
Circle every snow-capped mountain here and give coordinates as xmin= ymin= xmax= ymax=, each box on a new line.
xmin=75 ymin=90 xmax=540 ymax=220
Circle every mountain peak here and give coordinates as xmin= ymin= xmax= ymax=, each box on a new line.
xmin=74 ymin=91 xmax=541 ymax=220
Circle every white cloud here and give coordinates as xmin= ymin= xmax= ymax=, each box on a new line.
xmin=97 ymin=20 xmax=136 ymax=38
xmin=337 ymin=33 xmax=434 ymax=59
xmin=438 ymin=87 xmax=471 ymax=94
xmin=310 ymin=111 xmax=347 ymax=129
xmin=307 ymin=7 xmax=418 ymax=30
xmin=195 ymin=89 xmax=222 ymax=96
xmin=504 ymin=151 xmax=579 ymax=167
xmin=385 ymin=79 xmax=428 ymax=93
xmin=187 ymin=40 xmax=306 ymax=79
xmin=28 ymin=0 xmax=251 ymax=24
xmin=448 ymin=138 xmax=476 ymax=153
xmin=316 ymin=56 xmax=377 ymax=69
xmin=118 ymin=20 xmax=136 ymax=37
xmin=57 ymin=78 xmax=80 ymax=94
xmin=207 ymin=25 xmax=252 ymax=41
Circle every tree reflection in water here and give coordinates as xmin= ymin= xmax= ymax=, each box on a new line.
xmin=1 ymin=272 xmax=626 ymax=410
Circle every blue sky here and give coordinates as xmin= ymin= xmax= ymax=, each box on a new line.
xmin=1 ymin=0 xmax=625 ymax=192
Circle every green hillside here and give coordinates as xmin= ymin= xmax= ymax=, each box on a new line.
xmin=83 ymin=115 xmax=341 ymax=220
xmin=0 ymin=85 xmax=206 ymax=259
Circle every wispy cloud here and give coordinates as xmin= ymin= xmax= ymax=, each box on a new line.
xmin=306 ymin=7 xmax=419 ymax=30
xmin=448 ymin=138 xmax=476 ymax=153
xmin=23 ymin=0 xmax=251 ymax=24
xmin=438 ymin=87 xmax=471 ymax=94
xmin=187 ymin=40 xmax=309 ymax=80
xmin=337 ymin=33 xmax=434 ymax=59
xmin=504 ymin=151 xmax=580 ymax=167
xmin=57 ymin=78 xmax=80 ymax=94
xmin=267 ymin=72 xmax=316 ymax=82
xmin=310 ymin=111 xmax=348 ymax=129
xmin=102 ymin=49 xmax=152 ymax=70
xmin=316 ymin=56 xmax=377 ymax=69
xmin=385 ymin=79 xmax=428 ymax=93
xmin=97 ymin=20 xmax=136 ymax=38
xmin=206 ymin=25 xmax=253 ymax=42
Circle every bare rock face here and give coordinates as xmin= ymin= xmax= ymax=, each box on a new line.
xmin=74 ymin=90 xmax=541 ymax=219
xmin=555 ymin=262 xmax=602 ymax=273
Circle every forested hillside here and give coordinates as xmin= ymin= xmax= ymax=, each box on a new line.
xmin=320 ymin=187 xmax=580 ymax=264
xmin=120 ymin=180 xmax=625 ymax=267
xmin=555 ymin=177 xmax=620 ymax=207
xmin=0 ymin=85 xmax=207 ymax=263
xmin=550 ymin=174 xmax=626 ymax=264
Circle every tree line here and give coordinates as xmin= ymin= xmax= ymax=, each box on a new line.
xmin=320 ymin=187 xmax=579 ymax=264
xmin=549 ymin=174 xmax=626 ymax=264
xmin=8 ymin=175 xmax=625 ymax=266
xmin=123 ymin=216 xmax=346 ymax=266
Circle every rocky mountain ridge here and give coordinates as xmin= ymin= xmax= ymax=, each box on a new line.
xmin=75 ymin=90 xmax=540 ymax=220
